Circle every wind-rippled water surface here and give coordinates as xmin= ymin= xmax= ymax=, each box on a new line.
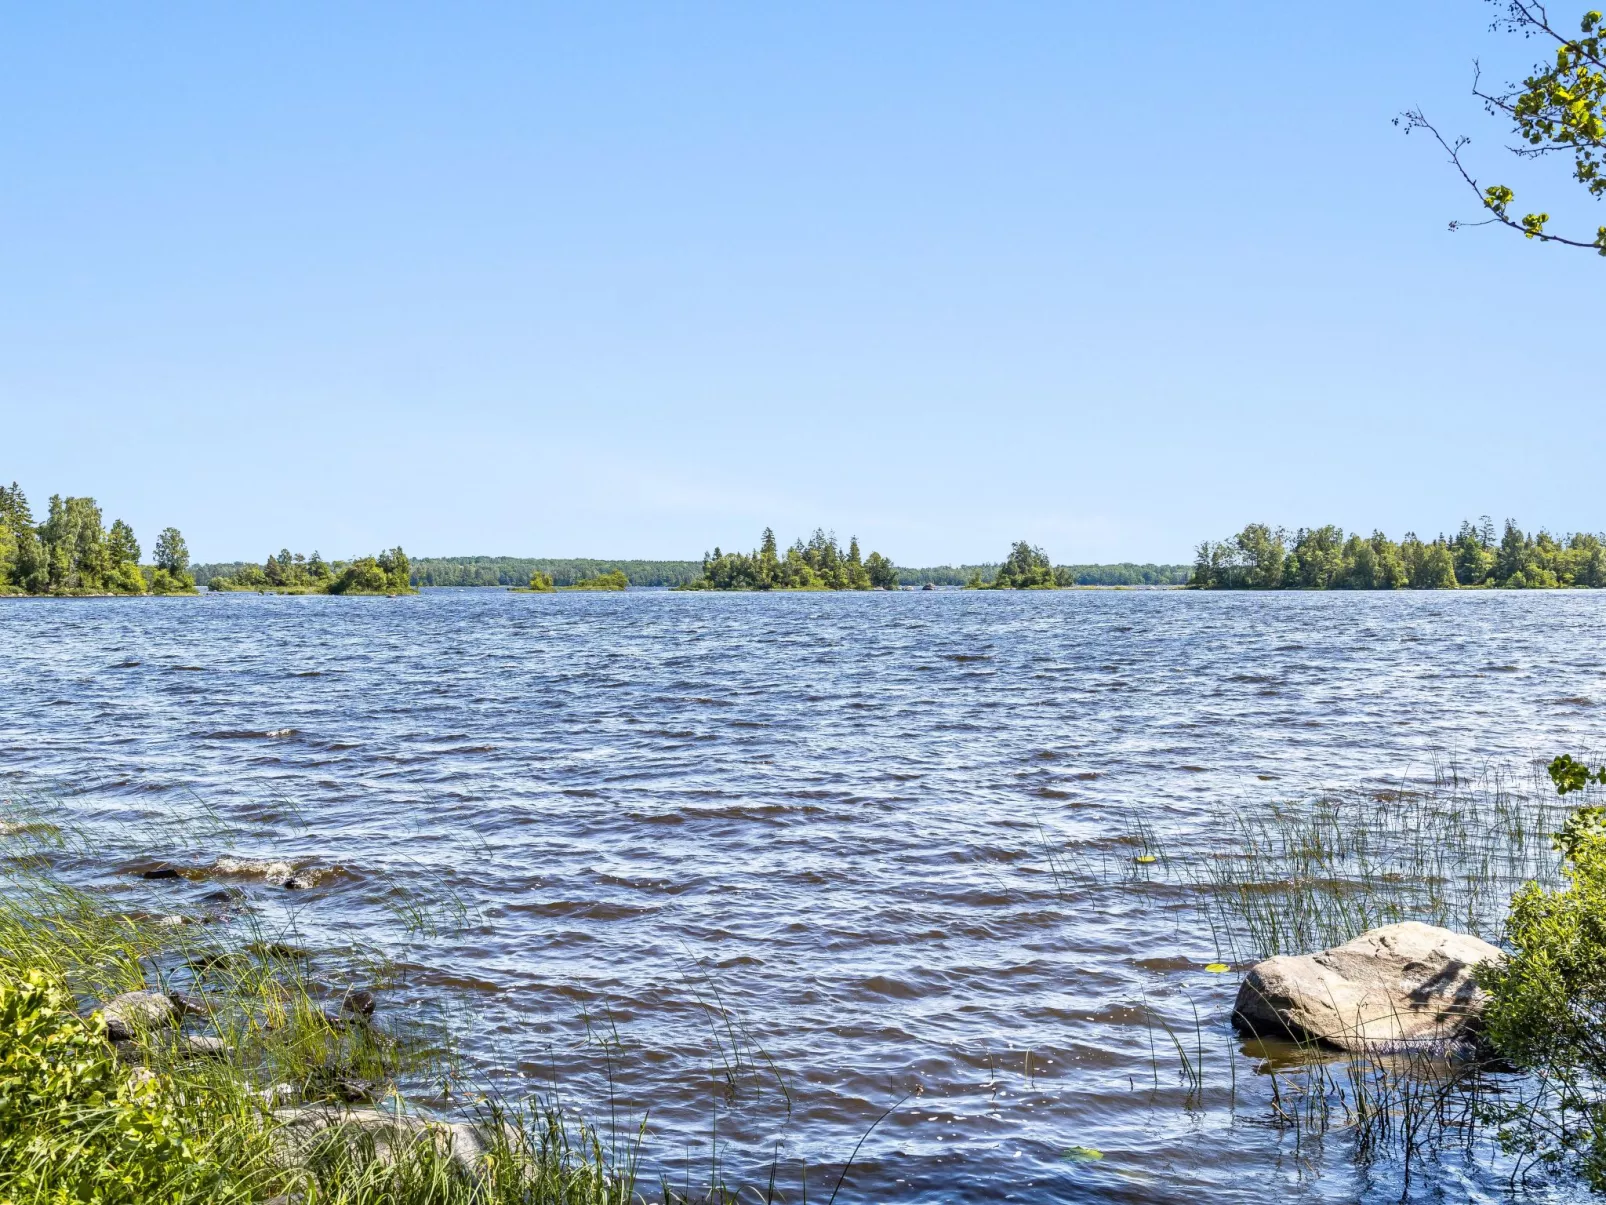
xmin=3 ymin=588 xmax=1604 ymax=1202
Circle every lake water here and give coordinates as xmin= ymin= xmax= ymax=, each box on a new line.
xmin=3 ymin=588 xmax=1604 ymax=1202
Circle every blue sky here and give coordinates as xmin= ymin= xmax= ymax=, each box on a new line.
xmin=2 ymin=2 xmax=1601 ymax=565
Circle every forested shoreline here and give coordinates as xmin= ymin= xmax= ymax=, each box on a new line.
xmin=0 ymin=483 xmax=194 ymax=595
xmin=1193 ymin=519 xmax=1606 ymax=589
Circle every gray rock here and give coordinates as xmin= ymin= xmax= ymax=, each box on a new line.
xmin=1232 ymin=921 xmax=1504 ymax=1052
xmin=101 ymin=990 xmax=180 ymax=1042
xmin=271 ymin=1105 xmax=487 ymax=1173
xmin=181 ymin=1034 xmax=229 ymax=1058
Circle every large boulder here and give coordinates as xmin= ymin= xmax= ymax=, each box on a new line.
xmin=1232 ymin=921 xmax=1503 ymax=1052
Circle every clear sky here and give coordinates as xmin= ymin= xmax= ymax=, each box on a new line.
xmin=3 ymin=3 xmax=1601 ymax=565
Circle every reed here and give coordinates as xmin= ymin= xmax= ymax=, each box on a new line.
xmin=1160 ymin=757 xmax=1586 ymax=1189
xmin=1191 ymin=758 xmax=1572 ymax=964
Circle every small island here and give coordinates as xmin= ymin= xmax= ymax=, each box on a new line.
xmin=514 ymin=568 xmax=629 ymax=592
xmin=678 ymin=528 xmax=899 ymax=590
xmin=207 ymin=547 xmax=415 ymax=595
xmin=967 ymin=541 xmax=1057 ymax=589
xmin=0 ymin=483 xmax=195 ymax=595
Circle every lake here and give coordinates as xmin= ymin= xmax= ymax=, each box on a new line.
xmin=2 ymin=587 xmax=1602 ymax=1202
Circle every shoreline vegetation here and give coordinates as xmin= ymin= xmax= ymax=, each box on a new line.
xmin=206 ymin=549 xmax=416 ymax=596
xmin=1192 ymin=517 xmax=1606 ymax=589
xmin=0 ymin=482 xmax=195 ymax=596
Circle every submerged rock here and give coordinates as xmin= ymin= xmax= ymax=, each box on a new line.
xmin=1232 ymin=921 xmax=1503 ymax=1052
xmin=100 ymin=990 xmax=180 ymax=1042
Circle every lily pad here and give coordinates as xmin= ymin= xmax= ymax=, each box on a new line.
xmin=1204 ymin=962 xmax=1231 ymax=973
xmin=1133 ymin=855 xmax=1157 ymax=864
xmin=1064 ymin=1145 xmax=1104 ymax=1162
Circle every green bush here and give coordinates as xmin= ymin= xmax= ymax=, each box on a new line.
xmin=0 ymin=966 xmax=226 ymax=1202
xmin=1480 ymin=761 xmax=1606 ymax=1188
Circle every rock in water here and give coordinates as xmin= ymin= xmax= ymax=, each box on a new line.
xmin=1232 ymin=921 xmax=1503 ymax=1052
xmin=182 ymin=1034 xmax=229 ymax=1058
xmin=100 ymin=990 xmax=180 ymax=1041
xmin=341 ymin=989 xmax=376 ymax=1019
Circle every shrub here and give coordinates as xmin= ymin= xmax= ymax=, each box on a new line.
xmin=0 ymin=966 xmax=228 ymax=1202
xmin=1479 ymin=759 xmax=1606 ymax=1188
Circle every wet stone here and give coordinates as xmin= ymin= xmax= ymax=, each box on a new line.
xmin=1232 ymin=921 xmax=1504 ymax=1053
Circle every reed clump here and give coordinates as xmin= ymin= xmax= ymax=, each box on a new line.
xmin=1168 ymin=758 xmax=1602 ymax=1193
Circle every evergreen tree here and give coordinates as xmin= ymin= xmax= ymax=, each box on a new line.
xmin=106 ymin=520 xmax=139 ymax=566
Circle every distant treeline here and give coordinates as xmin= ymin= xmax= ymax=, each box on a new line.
xmin=1192 ymin=518 xmax=1606 ymax=589
xmin=408 ymin=558 xmax=703 ymax=588
xmin=0 ymin=482 xmax=194 ymax=595
xmin=403 ymin=553 xmax=1190 ymax=589
xmin=899 ymin=562 xmax=1188 ymax=587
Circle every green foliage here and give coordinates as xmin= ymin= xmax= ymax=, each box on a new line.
xmin=1478 ymin=757 xmax=1606 ymax=1186
xmin=681 ymin=528 xmax=896 ymax=591
xmin=988 ymin=541 xmax=1056 ymax=589
xmin=1191 ymin=518 xmax=1606 ymax=589
xmin=0 ymin=483 xmax=187 ymax=595
xmin=107 ymin=519 xmax=140 ymax=569
xmin=211 ymin=547 xmax=412 ymax=594
xmin=0 ymin=965 xmax=231 ymax=1202
xmin=1404 ymin=6 xmax=1606 ymax=254
xmin=328 ymin=548 xmax=413 ymax=595
xmin=864 ymin=550 xmax=900 ymax=590
xmin=154 ymin=526 xmax=190 ymax=577
xmin=564 ymin=569 xmax=629 ymax=591
xmin=527 ymin=570 xmax=555 ymax=591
